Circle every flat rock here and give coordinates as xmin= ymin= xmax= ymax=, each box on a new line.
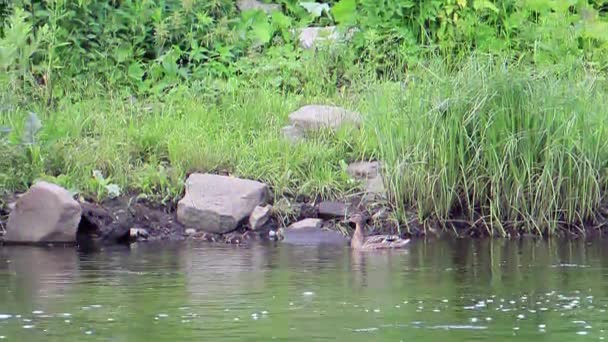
xmin=5 ymin=182 xmax=82 ymax=243
xmin=249 ymin=204 xmax=272 ymax=230
xmin=177 ymin=173 xmax=269 ymax=234
xmin=288 ymin=218 xmax=323 ymax=230
xmin=236 ymin=0 xmax=280 ymax=13
xmin=318 ymin=201 xmax=350 ymax=220
xmin=281 ymin=219 xmax=348 ymax=246
xmin=289 ymin=105 xmax=361 ymax=132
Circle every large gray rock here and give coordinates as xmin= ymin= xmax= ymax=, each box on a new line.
xmin=281 ymin=125 xmax=305 ymax=143
xmin=5 ymin=182 xmax=81 ymax=243
xmin=237 ymin=0 xmax=280 ymax=13
xmin=318 ymin=201 xmax=350 ymax=220
xmin=289 ymin=105 xmax=361 ymax=132
xmin=177 ymin=173 xmax=269 ymax=234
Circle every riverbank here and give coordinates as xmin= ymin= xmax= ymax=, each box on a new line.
xmin=2 ymin=58 xmax=608 ymax=239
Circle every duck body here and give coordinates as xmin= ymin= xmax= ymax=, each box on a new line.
xmin=350 ymin=214 xmax=410 ymax=250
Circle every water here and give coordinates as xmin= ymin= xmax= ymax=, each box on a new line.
xmin=1 ymin=238 xmax=608 ymax=341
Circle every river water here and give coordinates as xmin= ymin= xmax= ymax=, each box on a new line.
xmin=1 ymin=238 xmax=608 ymax=341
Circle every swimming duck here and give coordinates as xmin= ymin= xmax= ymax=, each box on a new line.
xmin=349 ymin=213 xmax=410 ymax=250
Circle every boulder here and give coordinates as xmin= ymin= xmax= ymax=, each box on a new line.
xmin=280 ymin=219 xmax=348 ymax=246
xmin=5 ymin=182 xmax=81 ymax=243
xmin=177 ymin=173 xmax=269 ymax=234
xmin=249 ymin=204 xmax=272 ymax=230
xmin=236 ymin=0 xmax=280 ymax=13
xmin=318 ymin=201 xmax=350 ymax=220
xmin=289 ymin=105 xmax=361 ymax=132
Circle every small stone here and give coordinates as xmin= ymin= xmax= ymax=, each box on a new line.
xmin=236 ymin=0 xmax=280 ymax=14
xmin=249 ymin=205 xmax=272 ymax=230
xmin=281 ymin=125 xmax=304 ymax=143
xmin=346 ymin=161 xmax=380 ymax=180
xmin=185 ymin=228 xmax=196 ymax=236
xmin=318 ymin=201 xmax=350 ymax=220
xmin=298 ymin=27 xmax=339 ymax=49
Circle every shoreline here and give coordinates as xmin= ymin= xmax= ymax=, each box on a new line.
xmin=2 ymin=188 xmax=605 ymax=249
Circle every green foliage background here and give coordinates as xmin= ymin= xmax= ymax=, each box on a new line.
xmin=2 ymin=0 xmax=608 ymax=98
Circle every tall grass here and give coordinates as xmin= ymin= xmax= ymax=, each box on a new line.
xmin=369 ymin=58 xmax=608 ymax=236
xmin=2 ymin=54 xmax=608 ymax=236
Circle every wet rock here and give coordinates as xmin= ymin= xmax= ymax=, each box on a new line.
xmin=289 ymin=105 xmax=361 ymax=132
xmin=318 ymin=201 xmax=350 ymax=220
xmin=5 ymin=182 xmax=82 ymax=244
xmin=249 ymin=205 xmax=272 ymax=230
xmin=280 ymin=219 xmax=348 ymax=246
xmin=289 ymin=218 xmax=324 ymax=230
xmin=177 ymin=173 xmax=269 ymax=234
xmin=281 ymin=125 xmax=304 ymax=143
xmin=236 ymin=0 xmax=280 ymax=13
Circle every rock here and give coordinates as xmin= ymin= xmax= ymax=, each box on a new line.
xmin=297 ymin=26 xmax=359 ymax=49
xmin=177 ymin=173 xmax=269 ymax=234
xmin=249 ymin=205 xmax=272 ymax=230
xmin=318 ymin=201 xmax=350 ymax=220
xmin=281 ymin=125 xmax=304 ymax=143
xmin=289 ymin=105 xmax=361 ymax=132
xmin=288 ymin=218 xmax=324 ymax=230
xmin=298 ymin=26 xmax=339 ymax=49
xmin=346 ymin=161 xmax=387 ymax=201
xmin=236 ymin=0 xmax=280 ymax=13
xmin=185 ymin=228 xmax=197 ymax=236
xmin=347 ymin=161 xmax=380 ymax=179
xmin=280 ymin=219 xmax=348 ymax=246
xmin=5 ymin=182 xmax=82 ymax=244
xmin=364 ymin=175 xmax=386 ymax=200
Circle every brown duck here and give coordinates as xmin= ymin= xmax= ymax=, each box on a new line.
xmin=349 ymin=213 xmax=410 ymax=250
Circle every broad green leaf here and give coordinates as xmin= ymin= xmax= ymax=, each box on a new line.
xmin=473 ymin=0 xmax=499 ymax=13
xmin=252 ymin=18 xmax=273 ymax=44
xmin=128 ymin=62 xmax=145 ymax=81
xmin=299 ymin=2 xmax=331 ymax=17
xmin=332 ymin=0 xmax=357 ymax=25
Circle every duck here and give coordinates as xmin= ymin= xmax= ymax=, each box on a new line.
xmin=348 ymin=213 xmax=410 ymax=250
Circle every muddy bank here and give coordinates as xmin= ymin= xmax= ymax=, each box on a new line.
xmin=2 ymin=189 xmax=605 ymax=248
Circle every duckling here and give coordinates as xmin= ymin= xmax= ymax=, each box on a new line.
xmin=349 ymin=213 xmax=410 ymax=250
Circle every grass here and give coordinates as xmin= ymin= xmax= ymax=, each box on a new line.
xmin=2 ymin=56 xmax=608 ymax=236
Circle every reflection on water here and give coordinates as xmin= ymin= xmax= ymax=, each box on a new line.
xmin=0 ymin=238 xmax=608 ymax=341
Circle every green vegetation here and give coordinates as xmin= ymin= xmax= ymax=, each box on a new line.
xmin=2 ymin=1 xmax=608 ymax=236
